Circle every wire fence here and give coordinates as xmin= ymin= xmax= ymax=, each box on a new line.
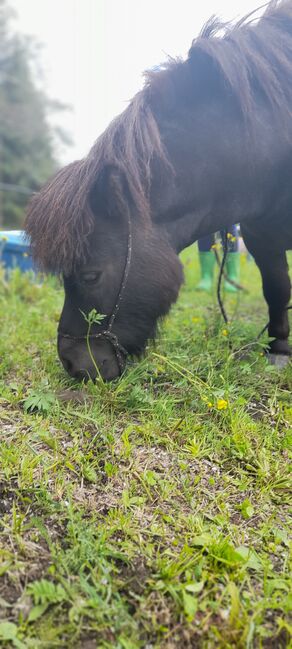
xmin=0 ymin=182 xmax=34 ymax=195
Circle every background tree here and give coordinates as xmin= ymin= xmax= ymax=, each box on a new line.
xmin=0 ymin=0 xmax=70 ymax=227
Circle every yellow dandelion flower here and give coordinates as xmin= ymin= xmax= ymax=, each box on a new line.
xmin=222 ymin=329 xmax=228 ymax=336
xmin=217 ymin=399 xmax=228 ymax=410
xmin=207 ymin=401 xmax=213 ymax=408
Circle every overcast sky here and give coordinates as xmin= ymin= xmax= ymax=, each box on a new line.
xmin=10 ymin=0 xmax=259 ymax=163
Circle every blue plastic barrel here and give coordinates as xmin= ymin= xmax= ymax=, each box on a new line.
xmin=0 ymin=231 xmax=34 ymax=272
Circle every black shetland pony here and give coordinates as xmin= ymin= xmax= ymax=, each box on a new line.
xmin=26 ymin=1 xmax=292 ymax=381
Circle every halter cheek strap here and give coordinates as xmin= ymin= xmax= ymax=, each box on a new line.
xmin=58 ymin=212 xmax=132 ymax=373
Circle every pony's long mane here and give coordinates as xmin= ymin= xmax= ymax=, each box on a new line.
xmin=188 ymin=0 xmax=292 ymax=122
xmin=25 ymin=0 xmax=292 ymax=273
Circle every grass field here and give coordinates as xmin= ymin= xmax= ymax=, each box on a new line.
xmin=0 ymin=246 xmax=291 ymax=649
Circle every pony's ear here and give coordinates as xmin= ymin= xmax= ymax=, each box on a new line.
xmin=89 ymin=165 xmax=111 ymax=216
xmin=89 ymin=165 xmax=131 ymax=220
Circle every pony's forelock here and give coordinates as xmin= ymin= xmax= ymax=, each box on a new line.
xmin=26 ymin=160 xmax=95 ymax=274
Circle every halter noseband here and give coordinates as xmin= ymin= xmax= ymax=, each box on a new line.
xmin=58 ymin=212 xmax=132 ymax=373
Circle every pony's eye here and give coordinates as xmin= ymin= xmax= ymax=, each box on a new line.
xmin=80 ymin=271 xmax=100 ymax=284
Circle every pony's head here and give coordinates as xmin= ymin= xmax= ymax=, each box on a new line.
xmin=25 ymin=103 xmax=183 ymax=380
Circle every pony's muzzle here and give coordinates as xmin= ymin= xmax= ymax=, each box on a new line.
xmin=57 ymin=335 xmax=124 ymax=381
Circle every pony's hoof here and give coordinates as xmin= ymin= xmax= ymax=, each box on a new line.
xmin=268 ymin=338 xmax=291 ymax=356
xmin=265 ymin=339 xmax=291 ymax=367
xmin=266 ymin=353 xmax=290 ymax=368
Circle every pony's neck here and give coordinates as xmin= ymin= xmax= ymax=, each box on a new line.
xmin=155 ymin=209 xmax=235 ymax=253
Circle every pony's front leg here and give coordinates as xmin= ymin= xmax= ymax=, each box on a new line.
xmin=241 ymin=226 xmax=291 ymax=356
xmin=255 ymin=252 xmax=290 ymax=355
